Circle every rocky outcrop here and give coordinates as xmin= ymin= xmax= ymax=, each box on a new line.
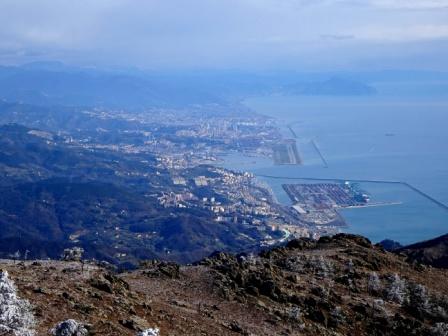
xmin=203 ymin=234 xmax=448 ymax=335
xmin=1 ymin=233 xmax=448 ymax=335
xmin=139 ymin=261 xmax=180 ymax=279
xmin=89 ymin=272 xmax=129 ymax=295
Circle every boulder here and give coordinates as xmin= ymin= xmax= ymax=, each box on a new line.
xmin=49 ymin=319 xmax=89 ymax=336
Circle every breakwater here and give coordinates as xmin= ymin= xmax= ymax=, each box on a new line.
xmin=311 ymin=139 xmax=329 ymax=168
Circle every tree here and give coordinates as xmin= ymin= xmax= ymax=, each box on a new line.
xmin=61 ymin=247 xmax=84 ymax=262
xmin=24 ymin=251 xmax=30 ymax=262
xmin=8 ymin=251 xmax=21 ymax=265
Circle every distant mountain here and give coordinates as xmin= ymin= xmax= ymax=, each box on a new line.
xmin=397 ymin=233 xmax=448 ymax=268
xmin=0 ymin=64 xmax=420 ymax=111
xmin=379 ymin=239 xmax=403 ymax=251
xmin=0 ymin=65 xmax=224 ymax=108
xmin=284 ymin=77 xmax=377 ymax=96
xmin=3 ymin=64 xmax=448 ymax=108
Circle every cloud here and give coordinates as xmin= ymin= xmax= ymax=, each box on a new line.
xmin=368 ymin=0 xmax=448 ymax=9
xmin=321 ymin=34 xmax=355 ymax=40
xmin=355 ymin=24 xmax=448 ymax=41
xmin=0 ymin=0 xmax=446 ymax=70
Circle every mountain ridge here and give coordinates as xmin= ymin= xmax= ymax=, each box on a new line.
xmin=2 ymin=233 xmax=448 ymax=335
xmin=397 ymin=233 xmax=448 ymax=269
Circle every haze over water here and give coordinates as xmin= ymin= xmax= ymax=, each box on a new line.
xmin=226 ymin=88 xmax=448 ymax=245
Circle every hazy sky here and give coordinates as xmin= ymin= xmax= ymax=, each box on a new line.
xmin=0 ymin=0 xmax=447 ymax=70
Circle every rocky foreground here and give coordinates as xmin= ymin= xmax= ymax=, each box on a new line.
xmin=1 ymin=234 xmax=448 ymax=335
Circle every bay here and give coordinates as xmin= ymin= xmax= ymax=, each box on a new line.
xmin=222 ymin=93 xmax=448 ymax=244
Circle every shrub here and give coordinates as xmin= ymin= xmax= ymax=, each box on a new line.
xmin=137 ymin=328 xmax=160 ymax=336
xmin=368 ymin=272 xmax=381 ymax=294
xmin=0 ymin=270 xmax=35 ymax=336
xmin=385 ymin=274 xmax=407 ymax=305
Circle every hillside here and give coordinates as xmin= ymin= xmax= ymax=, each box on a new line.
xmin=398 ymin=234 xmax=448 ymax=268
xmin=0 ymin=124 xmax=265 ymax=266
xmin=1 ymin=234 xmax=448 ymax=335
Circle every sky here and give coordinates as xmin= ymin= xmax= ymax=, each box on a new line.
xmin=0 ymin=0 xmax=447 ymax=71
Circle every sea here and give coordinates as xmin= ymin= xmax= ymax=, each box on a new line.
xmin=220 ymin=85 xmax=448 ymax=245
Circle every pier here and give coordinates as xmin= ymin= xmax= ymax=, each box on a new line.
xmin=342 ymin=201 xmax=403 ymax=209
xmin=402 ymin=182 xmax=448 ymax=211
xmin=287 ymin=125 xmax=297 ymax=139
xmin=311 ymin=139 xmax=329 ymax=168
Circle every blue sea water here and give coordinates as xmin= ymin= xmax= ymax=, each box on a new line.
xmin=222 ymin=93 xmax=448 ymax=245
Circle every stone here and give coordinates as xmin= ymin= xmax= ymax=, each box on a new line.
xmin=50 ymin=319 xmax=89 ymax=336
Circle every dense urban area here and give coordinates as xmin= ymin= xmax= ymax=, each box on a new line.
xmin=0 ymin=100 xmax=369 ymax=267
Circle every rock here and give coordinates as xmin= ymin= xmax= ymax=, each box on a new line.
xmin=61 ymin=292 xmax=73 ymax=301
xmin=259 ymin=280 xmax=276 ymax=298
xmin=169 ymin=300 xmax=189 ymax=308
xmin=90 ymin=278 xmax=113 ymax=294
xmin=32 ymin=287 xmax=47 ymax=294
xmin=246 ymin=286 xmax=259 ymax=296
xmin=50 ymin=319 xmax=89 ymax=336
xmin=140 ymin=260 xmax=180 ymax=279
xmin=229 ymin=320 xmax=244 ymax=333
xmin=327 ymin=234 xmax=372 ymax=248
xmin=119 ymin=316 xmax=149 ymax=331
xmin=286 ymin=238 xmax=316 ymax=250
xmin=89 ymin=273 xmax=129 ymax=294
xmin=88 ymin=291 xmax=103 ymax=300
